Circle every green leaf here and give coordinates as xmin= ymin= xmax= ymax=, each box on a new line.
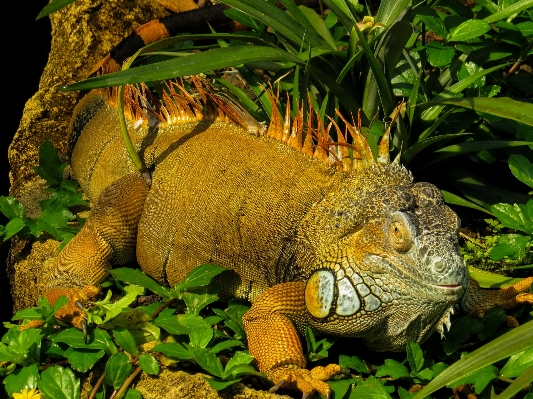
xmin=33 ymin=140 xmax=67 ymax=187
xmin=448 ymin=19 xmax=491 ymax=42
xmin=376 ymin=359 xmax=410 ymax=379
xmin=327 ymin=378 xmax=358 ymax=399
xmin=426 ymin=41 xmax=456 ymax=67
xmin=38 ymin=365 xmax=81 ymax=399
xmin=406 ymin=341 xmax=424 ymax=373
xmin=0 ymin=327 xmax=42 ymax=366
xmin=151 ymin=342 xmax=192 ymax=360
xmin=190 ymin=347 xmax=224 ymax=378
xmin=105 ymin=352 xmax=132 ymax=390
xmin=139 ymin=353 xmax=160 ymax=375
xmin=339 ymin=354 xmax=369 ymax=374
xmin=100 ymin=284 xmax=145 ymax=322
xmin=468 ymin=266 xmax=524 ymax=288
xmin=495 ymin=365 xmax=533 ymax=399
xmin=483 ymin=0 xmax=533 ymax=24
xmin=416 ymin=7 xmax=448 ymax=37
xmin=153 ymin=314 xmax=189 ymax=336
xmin=113 ymin=327 xmax=139 ymax=356
xmin=490 ymin=234 xmax=531 ymax=260
xmin=509 ymin=154 xmax=533 ymax=188
xmin=4 ymin=218 xmax=27 ymax=241
xmin=430 ymin=97 xmax=533 ymax=127
xmin=3 ymin=364 xmax=39 ymax=397
xmin=411 ymin=320 xmax=533 ymax=399
xmin=491 ymin=200 xmax=533 ymax=235
xmin=204 ymin=378 xmax=240 ymax=391
xmin=352 ymin=375 xmax=392 ymax=399
xmin=11 ymin=307 xmax=43 ymax=321
xmin=182 ymin=286 xmax=220 ymax=315
xmin=173 ymin=263 xmax=229 ymax=294
xmin=52 ymin=327 xmax=117 ymax=356
xmin=61 ymin=46 xmax=303 ymax=91
xmin=36 ymin=0 xmax=77 ymax=20
xmin=209 ymin=340 xmax=244 ymax=354
xmin=442 ymin=190 xmax=492 ymax=215
xmin=64 ymin=347 xmax=105 ymax=373
xmin=109 ymin=268 xmax=169 ymax=299
xmin=124 ymin=388 xmax=143 ymax=399
xmin=449 ymin=364 xmax=499 ymax=394
xmin=500 ymin=347 xmax=533 ymax=378
xmin=0 ymin=196 xmax=25 ymax=220
xmin=223 ymin=351 xmax=255 ymax=380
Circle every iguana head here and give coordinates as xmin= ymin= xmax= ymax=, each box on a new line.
xmin=300 ymin=129 xmax=467 ymax=351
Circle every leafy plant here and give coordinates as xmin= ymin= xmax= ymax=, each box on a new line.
xmin=0 ymin=140 xmax=88 ymax=248
xmin=1 ymin=264 xmax=257 ymax=398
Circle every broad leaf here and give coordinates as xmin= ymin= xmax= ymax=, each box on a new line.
xmin=38 ymin=365 xmax=80 ymax=399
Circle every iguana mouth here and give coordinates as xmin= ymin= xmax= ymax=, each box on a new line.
xmin=435 ymin=284 xmax=464 ymax=296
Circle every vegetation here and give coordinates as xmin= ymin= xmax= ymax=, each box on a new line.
xmin=2 ymin=0 xmax=533 ymax=398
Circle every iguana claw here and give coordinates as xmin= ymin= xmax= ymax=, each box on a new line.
xmin=267 ymin=364 xmax=341 ymax=399
xmin=463 ymin=277 xmax=533 ymax=319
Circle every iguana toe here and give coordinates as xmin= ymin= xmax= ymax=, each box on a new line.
xmin=267 ymin=364 xmax=341 ymax=398
xmin=44 ymin=285 xmax=99 ymax=332
xmin=463 ymin=277 xmax=533 ymax=318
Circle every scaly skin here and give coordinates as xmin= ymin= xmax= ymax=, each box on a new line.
xmin=36 ymin=82 xmax=533 ymax=398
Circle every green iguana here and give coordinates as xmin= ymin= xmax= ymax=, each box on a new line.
xmin=26 ymin=3 xmax=533 ymax=398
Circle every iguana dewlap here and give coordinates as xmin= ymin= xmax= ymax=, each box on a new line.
xmin=34 ymin=4 xmax=533 ymax=397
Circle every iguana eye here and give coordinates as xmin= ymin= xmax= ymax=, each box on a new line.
xmin=389 ymin=212 xmax=414 ymax=252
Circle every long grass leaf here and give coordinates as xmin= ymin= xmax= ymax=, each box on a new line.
xmin=376 ymin=0 xmax=411 ymax=26
xmin=467 ymin=266 xmax=524 ymax=288
xmin=483 ymin=0 xmax=533 ymax=24
xmin=221 ymin=0 xmax=323 ymax=48
xmin=36 ymin=0 xmax=77 ymax=20
xmin=442 ymin=191 xmax=492 ymax=215
xmin=322 ymin=0 xmax=356 ymax=31
xmin=494 ymin=365 xmax=533 ymax=399
xmin=412 ymin=320 xmax=533 ymax=399
xmin=402 ymin=133 xmax=472 ymax=165
xmin=431 ymin=97 xmax=533 ymax=127
xmin=61 ymin=46 xmax=303 ymax=91
xmin=426 ymin=140 xmax=533 ymax=167
xmin=420 ymin=63 xmax=508 ymax=123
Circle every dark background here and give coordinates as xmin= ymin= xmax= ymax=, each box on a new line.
xmin=1 ymin=2 xmax=52 ymax=326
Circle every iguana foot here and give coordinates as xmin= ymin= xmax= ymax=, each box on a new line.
xmin=463 ymin=277 xmax=533 ymax=319
xmin=267 ymin=364 xmax=342 ymax=399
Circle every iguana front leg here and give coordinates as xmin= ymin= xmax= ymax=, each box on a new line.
xmin=40 ymin=173 xmax=149 ymax=331
xmin=462 ymin=276 xmax=533 ymax=320
xmin=243 ymin=282 xmax=342 ymax=398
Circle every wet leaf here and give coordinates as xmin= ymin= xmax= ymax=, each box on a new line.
xmin=105 ymin=352 xmax=132 ymax=390
xmin=38 ymin=365 xmax=80 ymax=399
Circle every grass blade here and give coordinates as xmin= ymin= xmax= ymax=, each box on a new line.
xmin=411 ymin=320 xmax=533 ymax=399
xmin=483 ymin=0 xmax=533 ymax=24
xmin=442 ymin=190 xmax=492 ymax=215
xmin=36 ymin=0 xmax=77 ymax=20
xmin=60 ymin=46 xmax=303 ymax=91
xmin=430 ymin=97 xmax=533 ymax=127
xmin=420 ymin=63 xmax=507 ymax=123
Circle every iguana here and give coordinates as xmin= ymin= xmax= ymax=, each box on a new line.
xmin=27 ymin=2 xmax=533 ymax=398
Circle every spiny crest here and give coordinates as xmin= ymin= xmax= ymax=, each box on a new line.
xmin=97 ymin=78 xmax=401 ymax=172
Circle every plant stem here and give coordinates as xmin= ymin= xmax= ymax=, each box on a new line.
xmin=114 ymin=365 xmax=143 ymax=399
xmin=39 ymin=359 xmax=69 ymax=370
xmin=117 ymin=84 xmax=151 ymax=186
xmin=88 ymin=371 xmax=106 ymax=399
xmin=150 ymin=298 xmax=177 ymax=319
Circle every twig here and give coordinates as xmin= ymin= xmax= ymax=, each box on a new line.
xmin=503 ymin=38 xmax=533 ymax=78
xmin=459 ymin=232 xmax=487 ymax=249
xmin=39 ymin=359 xmax=69 ymax=370
xmin=88 ymin=372 xmax=106 ymax=399
xmin=150 ymin=298 xmax=176 ymax=319
xmin=114 ymin=365 xmax=143 ymax=399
